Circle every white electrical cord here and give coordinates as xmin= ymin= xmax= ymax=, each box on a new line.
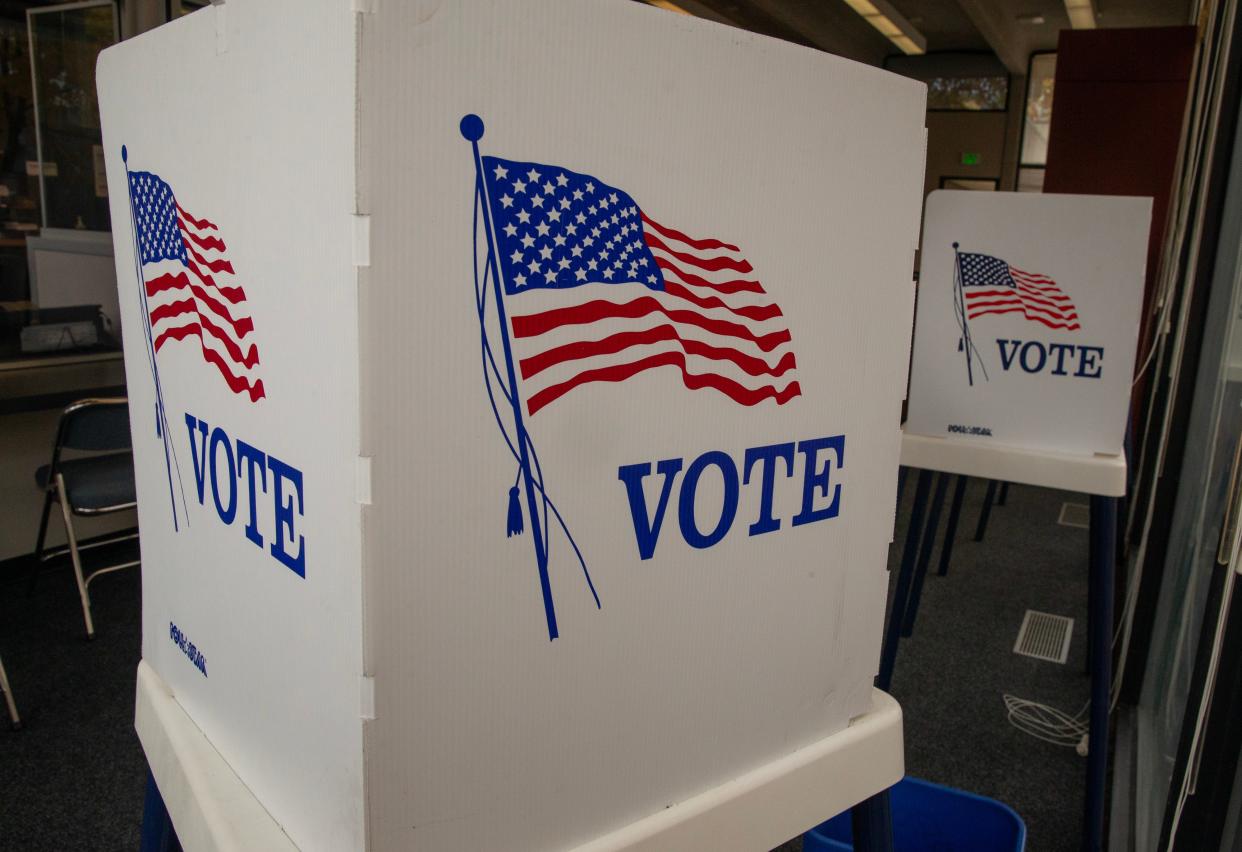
xmin=1003 ymin=695 xmax=1090 ymax=753
xmin=1005 ymin=552 xmax=1145 ymax=752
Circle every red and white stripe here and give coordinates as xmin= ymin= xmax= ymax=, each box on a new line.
xmin=964 ymin=264 xmax=1081 ymax=331
xmin=507 ymin=213 xmax=800 ymax=416
xmin=143 ymin=203 xmax=265 ymax=402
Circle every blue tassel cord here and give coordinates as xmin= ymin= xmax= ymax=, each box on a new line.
xmin=507 ymin=485 xmax=524 ymax=537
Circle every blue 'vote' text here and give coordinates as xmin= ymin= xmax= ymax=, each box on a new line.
xmin=184 ymin=412 xmax=307 ymax=577
xmin=996 ymin=339 xmax=1103 ymax=378
xmin=618 ymin=436 xmax=845 ymax=560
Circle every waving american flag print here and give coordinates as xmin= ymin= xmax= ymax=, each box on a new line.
xmin=128 ymin=169 xmax=265 ymax=402
xmin=482 ymin=157 xmax=801 ymax=416
xmin=958 ymin=251 xmax=1081 ymax=332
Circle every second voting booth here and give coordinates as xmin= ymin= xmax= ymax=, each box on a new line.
xmin=907 ymin=190 xmax=1152 ymax=457
xmin=894 ymin=189 xmax=1151 ymax=852
xmin=98 ymin=1 xmax=928 ymax=849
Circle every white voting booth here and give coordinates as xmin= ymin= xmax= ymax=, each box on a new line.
xmin=894 ymin=189 xmax=1152 ymax=852
xmin=98 ymin=2 xmax=927 ymax=849
xmin=907 ymin=190 xmax=1152 ymax=457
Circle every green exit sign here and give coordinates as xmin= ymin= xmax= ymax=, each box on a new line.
xmin=961 ymin=152 xmax=982 ymax=166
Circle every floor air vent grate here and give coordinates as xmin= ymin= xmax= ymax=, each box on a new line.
xmin=1058 ymin=502 xmax=1090 ymax=529
xmin=1013 ymin=610 xmax=1074 ymax=664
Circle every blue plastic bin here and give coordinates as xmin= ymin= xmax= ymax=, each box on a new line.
xmin=803 ymin=776 xmax=1026 ymax=852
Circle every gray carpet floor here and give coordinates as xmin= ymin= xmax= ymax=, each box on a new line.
xmin=0 ymin=479 xmax=1088 ymax=851
xmin=885 ymin=477 xmax=1090 ymax=852
xmin=773 ymin=477 xmax=1091 ymax=851
xmin=0 ymin=544 xmax=146 ymax=852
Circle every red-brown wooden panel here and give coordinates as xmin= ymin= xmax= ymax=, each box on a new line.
xmin=1044 ymin=26 xmax=1196 ymax=416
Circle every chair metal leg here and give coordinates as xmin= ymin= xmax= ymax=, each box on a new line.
xmin=85 ymin=560 xmax=141 ymax=589
xmin=28 ymin=489 xmax=56 ymax=595
xmin=973 ymin=479 xmax=999 ymax=542
xmin=937 ymin=475 xmax=969 ymax=576
xmin=33 ymin=488 xmax=53 ymax=562
xmin=38 ymin=530 xmax=140 ymax=563
xmin=0 ymin=655 xmax=20 ymax=731
xmin=55 ymin=474 xmax=95 ymax=640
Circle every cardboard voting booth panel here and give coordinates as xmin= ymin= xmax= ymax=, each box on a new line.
xmin=906 ymin=190 xmax=1152 ymax=457
xmin=99 ymin=5 xmax=364 ymax=851
xmin=99 ymin=2 xmax=926 ymax=849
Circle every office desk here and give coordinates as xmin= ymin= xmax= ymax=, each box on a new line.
xmin=0 ymin=304 xmax=127 ymax=413
xmin=0 ymin=350 xmax=125 ymax=414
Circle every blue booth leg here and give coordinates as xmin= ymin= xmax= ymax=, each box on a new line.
xmin=1083 ymin=495 xmax=1116 ymax=852
xmin=877 ymin=468 xmax=932 ymax=692
xmin=901 ymin=472 xmax=949 ymax=637
xmin=850 ymin=790 xmax=896 ymax=852
xmin=1085 ymin=499 xmax=1096 ymax=677
xmin=937 ymin=475 xmax=969 ymax=576
xmin=973 ymin=479 xmax=999 ymax=542
xmin=141 ymin=772 xmax=180 ymax=852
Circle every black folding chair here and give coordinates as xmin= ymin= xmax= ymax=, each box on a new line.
xmin=34 ymin=398 xmax=138 ymax=639
xmin=0 ymin=653 xmax=19 ymax=730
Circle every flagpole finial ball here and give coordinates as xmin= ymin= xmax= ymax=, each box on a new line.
xmin=952 ymin=241 xmax=960 ymax=249
xmin=460 ymin=114 xmax=484 ymax=141
xmin=121 ymin=145 xmax=127 ymax=163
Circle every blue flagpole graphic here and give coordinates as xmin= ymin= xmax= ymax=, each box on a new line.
xmin=462 ymin=115 xmax=560 ymax=641
xmin=122 ymin=145 xmax=186 ymax=530
xmin=952 ymin=242 xmax=988 ymax=387
xmin=953 ymin=242 xmax=974 ymax=386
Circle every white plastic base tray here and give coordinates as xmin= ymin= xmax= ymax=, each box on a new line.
xmin=135 ymin=660 xmax=904 ymax=852
xmin=900 ymin=431 xmax=1127 ymax=497
xmin=135 ymin=661 xmax=298 ymax=852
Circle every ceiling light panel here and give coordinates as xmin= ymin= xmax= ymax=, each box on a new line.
xmin=841 ymin=0 xmax=928 ymax=55
xmin=1063 ymin=0 xmax=1097 ymax=28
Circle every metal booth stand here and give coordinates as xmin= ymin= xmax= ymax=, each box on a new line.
xmin=877 ymin=430 xmax=1124 ymax=852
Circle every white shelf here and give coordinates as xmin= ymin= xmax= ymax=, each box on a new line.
xmin=901 ymin=430 xmax=1127 ymax=497
xmin=135 ymin=661 xmax=299 ymax=852
xmin=136 ymin=660 xmax=904 ymax=852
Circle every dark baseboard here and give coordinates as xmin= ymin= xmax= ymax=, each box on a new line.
xmin=0 ymin=526 xmax=140 ymax=587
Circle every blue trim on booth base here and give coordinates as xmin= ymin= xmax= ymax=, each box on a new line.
xmin=140 ymin=771 xmax=181 ymax=852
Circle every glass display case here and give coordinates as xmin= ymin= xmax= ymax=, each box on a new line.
xmin=1018 ymin=52 xmax=1056 ymax=193
xmin=0 ymin=8 xmax=41 ymax=301
xmin=27 ymin=0 xmax=118 ymax=233
xmin=167 ymin=0 xmax=210 ymax=18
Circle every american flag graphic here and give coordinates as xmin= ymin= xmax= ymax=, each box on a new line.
xmin=128 ymin=170 xmax=265 ymax=401
xmin=482 ymin=157 xmax=801 ymax=416
xmin=958 ymin=251 xmax=1081 ymax=331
